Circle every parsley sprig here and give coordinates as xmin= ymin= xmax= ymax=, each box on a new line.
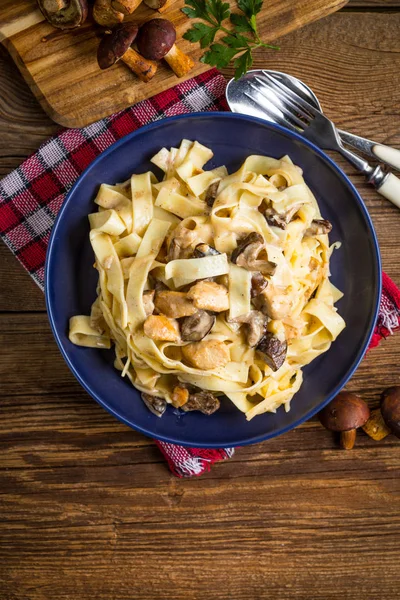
xmin=182 ymin=0 xmax=279 ymax=80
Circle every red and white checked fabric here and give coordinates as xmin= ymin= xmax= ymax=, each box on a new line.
xmin=0 ymin=68 xmax=399 ymax=477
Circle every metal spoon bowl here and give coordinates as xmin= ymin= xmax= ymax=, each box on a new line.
xmin=226 ymin=70 xmax=400 ymax=172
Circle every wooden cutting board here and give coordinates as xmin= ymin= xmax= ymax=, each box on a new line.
xmin=0 ymin=0 xmax=347 ymax=128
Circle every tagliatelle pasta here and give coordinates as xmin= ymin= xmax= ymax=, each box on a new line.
xmin=69 ymin=140 xmax=346 ymax=420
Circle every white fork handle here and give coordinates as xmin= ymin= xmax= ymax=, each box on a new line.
xmin=373 ymin=145 xmax=400 ymax=172
xmin=378 ymin=173 xmax=400 ymax=208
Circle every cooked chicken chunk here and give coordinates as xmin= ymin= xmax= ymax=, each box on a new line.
xmin=154 ymin=290 xmax=197 ymax=318
xmin=142 ymin=290 xmax=155 ymax=317
xmin=254 ymin=284 xmax=295 ymax=320
xmin=143 ymin=315 xmax=180 ymax=342
xmin=171 ymin=386 xmax=189 ymax=408
xmin=182 ymin=340 xmax=230 ymax=370
xmin=187 ymin=281 xmax=229 ymax=312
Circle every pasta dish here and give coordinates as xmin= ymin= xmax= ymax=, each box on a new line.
xmin=69 ymin=140 xmax=346 ymax=420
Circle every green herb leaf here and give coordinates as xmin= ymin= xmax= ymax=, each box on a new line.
xmin=237 ymin=0 xmax=263 ymax=18
xmin=200 ymin=43 xmax=239 ymax=68
xmin=183 ymin=23 xmax=219 ymax=48
xmin=233 ymin=48 xmax=253 ymax=79
xmin=222 ymin=33 xmax=250 ymax=49
xmin=229 ymin=13 xmax=253 ymax=33
xmin=206 ymin=0 xmax=230 ymax=24
xmin=182 ymin=0 xmax=213 ymax=22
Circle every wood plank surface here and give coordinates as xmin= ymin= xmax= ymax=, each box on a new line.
xmin=1 ymin=7 xmax=400 ymax=600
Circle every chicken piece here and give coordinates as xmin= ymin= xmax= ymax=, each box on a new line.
xmin=254 ymin=284 xmax=295 ymax=320
xmin=154 ymin=290 xmax=197 ymax=318
xmin=182 ymin=340 xmax=230 ymax=370
xmin=187 ymin=281 xmax=229 ymax=312
xmin=171 ymin=386 xmax=189 ymax=408
xmin=143 ymin=290 xmax=155 ymax=317
xmin=143 ymin=315 xmax=180 ymax=342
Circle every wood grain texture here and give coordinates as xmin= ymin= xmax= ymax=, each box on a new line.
xmin=0 ymin=0 xmax=347 ymax=127
xmin=1 ymin=8 xmax=400 ymax=600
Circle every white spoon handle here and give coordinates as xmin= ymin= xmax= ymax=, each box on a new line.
xmin=378 ymin=173 xmax=400 ymax=208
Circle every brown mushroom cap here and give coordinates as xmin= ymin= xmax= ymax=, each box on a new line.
xmin=97 ymin=22 xmax=139 ymax=69
xmin=136 ymin=18 xmax=176 ymax=61
xmin=38 ymin=0 xmax=88 ymax=29
xmin=318 ymin=392 xmax=370 ymax=432
xmin=381 ymin=386 xmax=400 ymax=438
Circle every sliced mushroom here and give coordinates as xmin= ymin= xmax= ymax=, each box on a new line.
xmin=205 ymin=181 xmax=220 ymax=207
xmin=182 ymin=390 xmax=220 ymax=415
xmin=187 ymin=281 xmax=229 ymax=312
xmin=180 ymin=310 xmax=215 ymax=342
xmin=92 ymin=0 xmax=124 ymax=27
xmin=263 ymin=205 xmax=302 ymax=230
xmin=231 ymin=311 xmax=268 ymax=347
xmin=143 ymin=315 xmax=180 ymax=342
xmin=250 ymin=272 xmax=268 ymax=298
xmin=154 ymin=290 xmax=196 ymax=318
xmin=193 ymin=243 xmax=220 ymax=258
xmin=143 ymin=290 xmax=155 ymax=317
xmin=97 ymin=23 xmax=157 ymax=83
xmin=167 ymin=227 xmax=198 ymax=261
xmin=37 ymin=0 xmax=88 ymax=29
xmin=182 ymin=340 xmax=230 ymax=370
xmin=304 ymin=219 xmax=332 ymax=237
xmin=136 ymin=19 xmax=194 ymax=78
xmin=141 ymin=392 xmax=167 ymax=417
xmin=256 ymin=332 xmax=287 ymax=371
xmin=231 ymin=232 xmax=277 ymax=276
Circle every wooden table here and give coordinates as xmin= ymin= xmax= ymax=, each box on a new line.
xmin=1 ymin=2 xmax=400 ymax=598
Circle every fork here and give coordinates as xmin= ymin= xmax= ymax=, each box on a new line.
xmin=249 ymin=72 xmax=400 ymax=208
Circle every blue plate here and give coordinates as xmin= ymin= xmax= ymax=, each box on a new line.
xmin=45 ymin=113 xmax=381 ymax=448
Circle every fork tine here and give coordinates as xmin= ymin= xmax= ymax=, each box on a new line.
xmin=255 ymin=76 xmax=312 ymax=123
xmin=244 ymin=90 xmax=298 ymax=133
xmin=261 ymin=71 xmax=321 ymax=117
xmin=249 ymin=83 xmax=306 ymax=130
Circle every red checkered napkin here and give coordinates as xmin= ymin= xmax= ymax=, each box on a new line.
xmin=0 ymin=69 xmax=399 ymax=477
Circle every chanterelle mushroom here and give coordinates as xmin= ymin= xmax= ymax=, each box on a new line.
xmin=318 ymin=391 xmax=370 ymax=449
xmin=37 ymin=0 xmax=88 ymax=28
xmin=141 ymin=392 xmax=167 ymax=417
xmin=136 ymin=19 xmax=194 ymax=78
xmin=231 ymin=232 xmax=276 ymax=276
xmin=304 ymin=219 xmax=332 ymax=237
xmin=180 ymin=311 xmax=215 ymax=342
xmin=256 ymin=332 xmax=287 ymax=371
xmin=182 ymin=390 xmax=220 ymax=415
xmin=97 ymin=23 xmax=157 ymax=83
xmin=231 ymin=311 xmax=268 ymax=347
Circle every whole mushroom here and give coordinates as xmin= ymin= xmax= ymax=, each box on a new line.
xmin=37 ymin=0 xmax=88 ymax=29
xmin=111 ymin=0 xmax=142 ymax=14
xmin=381 ymin=386 xmax=400 ymax=439
xmin=93 ymin=0 xmax=124 ymax=27
xmin=318 ymin=391 xmax=370 ymax=450
xmin=144 ymin=0 xmax=171 ymax=11
xmin=97 ymin=22 xmax=157 ymax=83
xmin=136 ymin=19 xmax=194 ymax=78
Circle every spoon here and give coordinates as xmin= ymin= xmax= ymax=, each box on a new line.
xmin=226 ymin=70 xmax=400 ymax=172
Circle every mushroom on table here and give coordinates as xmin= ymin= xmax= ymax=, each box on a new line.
xmin=136 ymin=19 xmax=194 ymax=78
xmin=93 ymin=0 xmax=124 ymax=27
xmin=381 ymin=386 xmax=400 ymax=439
xmin=37 ymin=0 xmax=88 ymax=28
xmin=111 ymin=0 xmax=142 ymax=14
xmin=97 ymin=22 xmax=157 ymax=83
xmin=318 ymin=391 xmax=370 ymax=449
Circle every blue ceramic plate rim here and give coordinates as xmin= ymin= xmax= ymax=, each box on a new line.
xmin=45 ymin=112 xmax=381 ymax=447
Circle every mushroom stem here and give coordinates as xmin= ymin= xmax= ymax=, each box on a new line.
xmin=158 ymin=0 xmax=173 ymax=12
xmin=340 ymin=429 xmax=356 ymax=450
xmin=164 ymin=44 xmax=194 ymax=77
xmin=93 ymin=0 xmax=124 ymax=27
xmin=122 ymin=47 xmax=157 ymax=82
xmin=112 ymin=0 xmax=142 ymax=14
